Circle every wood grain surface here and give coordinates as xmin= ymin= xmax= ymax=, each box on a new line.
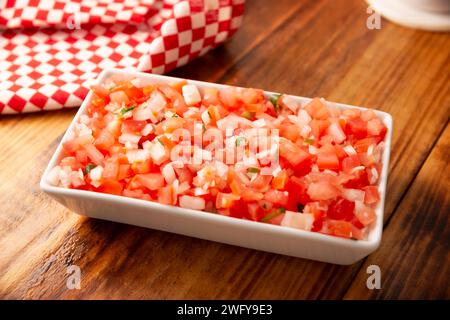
xmin=0 ymin=0 xmax=449 ymax=299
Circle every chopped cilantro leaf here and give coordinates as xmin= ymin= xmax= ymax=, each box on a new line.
xmin=269 ymin=94 xmax=281 ymax=110
xmin=84 ymin=164 xmax=96 ymax=174
xmin=241 ymin=111 xmax=255 ymax=120
xmin=118 ymin=105 xmax=136 ymax=117
xmin=235 ymin=136 xmax=246 ymax=147
xmin=247 ymin=167 xmax=260 ymax=174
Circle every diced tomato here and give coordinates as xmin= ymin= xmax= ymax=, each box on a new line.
xmin=229 ymin=199 xmax=249 ymax=219
xmin=247 ymin=203 xmax=265 ymax=221
xmin=341 ymin=155 xmax=361 ymax=173
xmin=279 ymin=138 xmax=310 ymax=166
xmin=136 ymin=173 xmax=164 ymax=190
xmin=345 ymin=117 xmax=367 ymax=139
xmin=100 ymin=179 xmax=123 ymax=195
xmin=272 ymin=169 xmax=288 ymax=189
xmin=216 ymin=192 xmax=240 ymax=209
xmin=264 ymin=189 xmax=289 ymax=206
xmin=344 ymin=170 xmax=369 ymax=189
xmin=327 ymin=220 xmax=353 ymax=238
xmin=83 ymin=143 xmax=104 ymax=165
xmin=118 ymin=164 xmax=132 ymax=180
xmin=95 ymin=129 xmax=115 ymax=151
xmin=122 ymin=119 xmax=147 ymax=134
xmin=103 ymin=157 xmax=119 ymax=179
xmin=60 ymin=156 xmax=82 ymax=170
xmin=327 ymin=198 xmax=355 ymax=221
xmin=304 ymin=98 xmax=329 ymax=120
xmin=363 ymin=186 xmax=380 ymax=204
xmin=241 ymin=188 xmax=264 ymax=202
xmin=354 ymin=137 xmax=377 ymax=153
xmin=307 ymin=181 xmax=339 ymax=201
xmin=158 ymin=185 xmax=174 ymax=205
xmin=317 ymin=152 xmax=339 ymax=171
xmin=310 ymin=119 xmax=330 ymax=140
xmin=175 ymin=167 xmax=193 ymax=184
xmin=249 ymin=175 xmax=272 ymax=191
xmin=132 ymin=159 xmax=152 ymax=174
xmin=280 ymin=124 xmax=300 ymax=142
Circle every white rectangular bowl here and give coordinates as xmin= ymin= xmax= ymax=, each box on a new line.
xmin=40 ymin=69 xmax=393 ymax=265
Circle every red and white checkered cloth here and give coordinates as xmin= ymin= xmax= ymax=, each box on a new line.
xmin=0 ymin=0 xmax=245 ymax=114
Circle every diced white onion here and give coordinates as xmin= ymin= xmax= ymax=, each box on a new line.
xmin=141 ymin=124 xmax=154 ymax=136
xmin=182 ymin=84 xmax=202 ymax=105
xmin=47 ymin=166 xmax=61 ymax=186
xmin=327 ymin=123 xmax=346 ymax=144
xmin=342 ymin=188 xmax=366 ymax=202
xmin=201 ymin=110 xmax=211 ymax=125
xmin=252 ymin=119 xmax=266 ymax=128
xmin=89 ymin=165 xmax=104 ymax=188
xmin=282 ymin=95 xmax=300 ymax=113
xmin=308 ymin=145 xmax=318 ymax=155
xmin=119 ymin=133 xmax=141 ymax=146
xmin=213 ymin=160 xmax=228 ymax=178
xmin=350 ymin=166 xmax=365 ymax=174
xmin=281 ymin=212 xmax=314 ymax=231
xmin=150 ymin=142 xmax=168 ymax=165
xmin=162 ymin=163 xmax=176 ymax=184
xmin=343 ymin=145 xmax=357 ymax=156
xmin=179 ymin=195 xmax=205 ymax=210
xmin=126 ymin=149 xmax=150 ymax=163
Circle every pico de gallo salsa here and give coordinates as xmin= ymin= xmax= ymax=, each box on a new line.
xmin=48 ymin=77 xmax=387 ymax=240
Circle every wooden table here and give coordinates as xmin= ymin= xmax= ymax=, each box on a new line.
xmin=1 ymin=0 xmax=449 ymax=299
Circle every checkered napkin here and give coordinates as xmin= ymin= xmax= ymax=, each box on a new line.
xmin=0 ymin=0 xmax=245 ymax=114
